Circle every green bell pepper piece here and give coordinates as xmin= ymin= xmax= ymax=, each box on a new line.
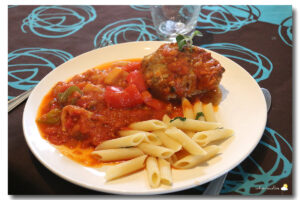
xmin=37 ymin=108 xmax=61 ymax=124
xmin=58 ymin=85 xmax=82 ymax=105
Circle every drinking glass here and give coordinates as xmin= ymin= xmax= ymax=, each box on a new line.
xmin=151 ymin=5 xmax=200 ymax=41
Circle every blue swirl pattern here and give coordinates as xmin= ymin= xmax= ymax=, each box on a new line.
xmin=21 ymin=6 xmax=96 ymax=38
xmin=130 ymin=5 xmax=151 ymax=11
xmin=278 ymin=16 xmax=292 ymax=47
xmin=200 ymin=43 xmax=273 ymax=82
xmin=194 ymin=127 xmax=292 ymax=195
xmin=197 ymin=6 xmax=260 ymax=34
xmin=8 ymin=48 xmax=73 ymax=99
xmin=94 ymin=18 xmax=158 ymax=48
xmin=222 ymin=127 xmax=292 ymax=195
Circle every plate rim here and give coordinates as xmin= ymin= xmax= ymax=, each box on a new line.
xmin=22 ymin=41 xmax=267 ymax=195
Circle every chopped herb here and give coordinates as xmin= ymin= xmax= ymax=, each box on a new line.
xmin=191 ymin=30 xmax=203 ymax=38
xmin=176 ymin=30 xmax=203 ymax=51
xmin=170 ymin=116 xmax=187 ymax=123
xmin=195 ymin=112 xmax=204 ymax=120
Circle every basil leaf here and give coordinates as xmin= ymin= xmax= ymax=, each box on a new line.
xmin=176 ymin=31 xmax=203 ymax=51
xmin=177 ymin=39 xmax=187 ymax=51
xmin=170 ymin=116 xmax=187 ymax=123
xmin=191 ymin=30 xmax=203 ymax=38
xmin=195 ymin=112 xmax=204 ymax=120
xmin=176 ymin=34 xmax=185 ymax=43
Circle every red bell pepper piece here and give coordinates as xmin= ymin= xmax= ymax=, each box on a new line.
xmin=141 ymin=91 xmax=164 ymax=110
xmin=126 ymin=70 xmax=147 ymax=92
xmin=104 ymin=84 xmax=143 ymax=108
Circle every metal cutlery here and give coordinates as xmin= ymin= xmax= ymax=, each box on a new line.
xmin=8 ymin=87 xmax=34 ymax=113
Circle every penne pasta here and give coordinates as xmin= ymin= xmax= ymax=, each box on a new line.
xmin=99 ymin=99 xmax=234 ymax=186
xmin=105 ymin=155 xmax=147 ymax=181
xmin=158 ymin=158 xmax=172 ymax=185
xmin=165 ymin=127 xmax=207 ymax=156
xmin=185 ymin=131 xmax=196 ymax=138
xmin=203 ymin=103 xmax=217 ymax=122
xmin=143 ymin=133 xmax=162 ymax=145
xmin=146 ymin=157 xmax=160 ymax=188
xmin=119 ymin=130 xmax=162 ymax=145
xmin=95 ymin=133 xmax=145 ymax=150
xmin=118 ymin=129 xmax=147 ymax=136
xmin=92 ymin=148 xmax=144 ymax=162
xmin=129 ymin=120 xmax=167 ymax=131
xmin=169 ymin=118 xmax=222 ymax=132
xmin=153 ymin=130 xmax=182 ymax=152
xmin=182 ymin=97 xmax=194 ymax=119
xmin=162 ymin=114 xmax=171 ymax=126
xmin=138 ymin=142 xmax=175 ymax=159
xmin=192 ymin=129 xmax=234 ymax=146
xmin=173 ymin=145 xmax=220 ymax=169
xmin=193 ymin=100 xmax=205 ymax=121
xmin=167 ymin=154 xmax=178 ymax=165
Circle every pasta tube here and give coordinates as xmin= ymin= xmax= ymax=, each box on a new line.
xmin=146 ymin=157 xmax=160 ymax=188
xmin=168 ymin=154 xmax=178 ymax=165
xmin=95 ymin=133 xmax=145 ymax=150
xmin=92 ymin=148 xmax=144 ymax=162
xmin=173 ymin=145 xmax=220 ymax=169
xmin=129 ymin=120 xmax=167 ymax=131
xmin=193 ymin=100 xmax=205 ymax=121
xmin=118 ymin=129 xmax=147 ymax=136
xmin=165 ymin=127 xmax=207 ymax=155
xmin=185 ymin=131 xmax=196 ymax=138
xmin=192 ymin=129 xmax=234 ymax=146
xmin=203 ymin=103 xmax=217 ymax=122
xmin=138 ymin=143 xmax=174 ymax=159
xmin=105 ymin=155 xmax=147 ymax=181
xmin=182 ymin=97 xmax=194 ymax=119
xmin=158 ymin=158 xmax=172 ymax=185
xmin=169 ymin=118 xmax=222 ymax=132
xmin=119 ymin=130 xmax=162 ymax=145
xmin=162 ymin=114 xmax=171 ymax=126
xmin=153 ymin=130 xmax=182 ymax=152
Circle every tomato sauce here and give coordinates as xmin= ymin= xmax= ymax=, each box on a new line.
xmin=36 ymin=59 xmax=183 ymax=167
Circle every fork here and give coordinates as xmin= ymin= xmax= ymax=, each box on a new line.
xmin=8 ymin=87 xmax=34 ymax=112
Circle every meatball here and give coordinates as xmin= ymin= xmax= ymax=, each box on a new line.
xmin=141 ymin=43 xmax=225 ymax=101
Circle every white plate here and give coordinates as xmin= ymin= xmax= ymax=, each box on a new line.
xmin=23 ymin=41 xmax=267 ymax=195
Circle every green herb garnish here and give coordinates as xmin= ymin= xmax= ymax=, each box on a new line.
xmin=170 ymin=116 xmax=187 ymax=123
xmin=176 ymin=30 xmax=203 ymax=51
xmin=195 ymin=112 xmax=204 ymax=120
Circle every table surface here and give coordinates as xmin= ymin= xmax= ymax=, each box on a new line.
xmin=8 ymin=5 xmax=293 ymax=195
